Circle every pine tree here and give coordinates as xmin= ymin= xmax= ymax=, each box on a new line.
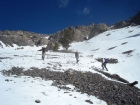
xmin=59 ymin=28 xmax=73 ymax=50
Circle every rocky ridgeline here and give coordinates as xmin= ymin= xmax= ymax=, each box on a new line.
xmin=2 ymin=67 xmax=140 ymax=105
xmin=112 ymin=11 xmax=140 ymax=29
xmin=1 ymin=11 xmax=140 ymax=49
xmin=47 ymin=11 xmax=140 ymax=50
xmin=48 ymin=23 xmax=110 ymax=41
xmin=47 ymin=23 xmax=110 ymax=50
xmin=0 ymin=30 xmax=49 ymax=47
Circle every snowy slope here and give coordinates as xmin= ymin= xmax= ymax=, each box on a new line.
xmin=0 ymin=25 xmax=140 ymax=105
xmin=69 ymin=25 xmax=140 ymax=86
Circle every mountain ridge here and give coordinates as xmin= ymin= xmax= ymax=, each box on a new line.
xmin=0 ymin=11 xmax=140 ymax=47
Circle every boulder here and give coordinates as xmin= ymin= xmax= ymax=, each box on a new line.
xmin=35 ymin=99 xmax=41 ymax=103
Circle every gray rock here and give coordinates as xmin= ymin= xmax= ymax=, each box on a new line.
xmin=5 ymin=79 xmax=9 ymax=82
xmin=112 ymin=11 xmax=140 ymax=29
xmin=130 ymin=11 xmax=140 ymax=25
xmin=2 ymin=64 xmax=140 ymax=105
xmin=0 ymin=30 xmax=3 ymax=35
xmin=0 ymin=30 xmax=49 ymax=47
xmin=37 ymin=38 xmax=49 ymax=45
xmin=89 ymin=23 xmax=110 ymax=39
xmin=76 ymin=23 xmax=94 ymax=36
xmin=48 ymin=26 xmax=85 ymax=42
xmin=113 ymin=21 xmax=127 ymax=29
xmin=85 ymin=100 xmax=93 ymax=104
xmin=35 ymin=99 xmax=41 ymax=103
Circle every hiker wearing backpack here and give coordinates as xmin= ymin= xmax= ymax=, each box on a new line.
xmin=101 ymin=58 xmax=108 ymax=71
xmin=38 ymin=46 xmax=46 ymax=60
xmin=75 ymin=51 xmax=79 ymax=63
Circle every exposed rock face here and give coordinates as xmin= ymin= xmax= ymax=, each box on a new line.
xmin=37 ymin=38 xmax=49 ymax=46
xmin=112 ymin=21 xmax=128 ymax=29
xmin=112 ymin=11 xmax=140 ymax=29
xmin=47 ymin=27 xmax=86 ymax=50
xmin=0 ymin=30 xmax=49 ymax=47
xmin=47 ymin=23 xmax=110 ymax=49
xmin=0 ymin=30 xmax=3 ymax=35
xmin=89 ymin=23 xmax=110 ymax=39
xmin=0 ymin=36 xmax=14 ymax=47
xmin=47 ymin=11 xmax=140 ymax=44
xmin=1 ymin=11 xmax=139 ymax=47
xmin=76 ymin=23 xmax=94 ymax=37
xmin=70 ymin=26 xmax=85 ymax=41
xmin=130 ymin=11 xmax=140 ymax=25
xmin=48 ymin=26 xmax=85 ymax=42
xmin=46 ymin=41 xmax=55 ymax=50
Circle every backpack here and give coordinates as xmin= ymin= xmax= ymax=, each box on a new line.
xmin=42 ymin=47 xmax=46 ymax=53
xmin=105 ymin=58 xmax=109 ymax=63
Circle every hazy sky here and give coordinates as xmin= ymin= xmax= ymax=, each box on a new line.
xmin=0 ymin=0 xmax=140 ymax=34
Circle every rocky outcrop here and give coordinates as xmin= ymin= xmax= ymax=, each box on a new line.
xmin=112 ymin=21 xmax=128 ymax=29
xmin=48 ymin=11 xmax=140 ymax=43
xmin=46 ymin=41 xmax=55 ymax=50
xmin=0 ymin=30 xmax=49 ymax=47
xmin=47 ymin=23 xmax=110 ymax=49
xmin=0 ymin=36 xmax=14 ymax=47
xmin=1 ymin=11 xmax=139 ymax=47
xmin=89 ymin=23 xmax=110 ymax=39
xmin=112 ymin=11 xmax=140 ymax=29
xmin=48 ymin=26 xmax=85 ymax=42
xmin=70 ymin=26 xmax=85 ymax=41
xmin=76 ymin=23 xmax=94 ymax=37
xmin=47 ymin=27 xmax=85 ymax=50
xmin=130 ymin=11 xmax=140 ymax=25
xmin=37 ymin=38 xmax=49 ymax=46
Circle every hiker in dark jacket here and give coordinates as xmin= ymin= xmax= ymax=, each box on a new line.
xmin=38 ymin=46 xmax=46 ymax=60
xmin=101 ymin=58 xmax=108 ymax=71
xmin=75 ymin=51 xmax=79 ymax=63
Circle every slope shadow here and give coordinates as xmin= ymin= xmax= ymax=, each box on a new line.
xmin=126 ymin=34 xmax=140 ymax=38
xmin=120 ymin=33 xmax=140 ymax=40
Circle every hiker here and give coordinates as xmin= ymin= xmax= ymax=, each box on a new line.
xmin=38 ymin=46 xmax=46 ymax=60
xmin=75 ymin=51 xmax=79 ymax=63
xmin=101 ymin=58 xmax=108 ymax=71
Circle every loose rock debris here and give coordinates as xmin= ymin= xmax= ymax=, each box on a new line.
xmin=1 ymin=67 xmax=140 ymax=105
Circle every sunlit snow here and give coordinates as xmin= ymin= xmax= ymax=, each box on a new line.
xmin=0 ymin=26 xmax=140 ymax=105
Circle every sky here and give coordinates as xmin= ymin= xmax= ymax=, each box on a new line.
xmin=0 ymin=0 xmax=140 ymax=34
xmin=0 ymin=25 xmax=140 ymax=105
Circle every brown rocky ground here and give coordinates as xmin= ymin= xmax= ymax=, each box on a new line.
xmin=1 ymin=67 xmax=140 ymax=105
